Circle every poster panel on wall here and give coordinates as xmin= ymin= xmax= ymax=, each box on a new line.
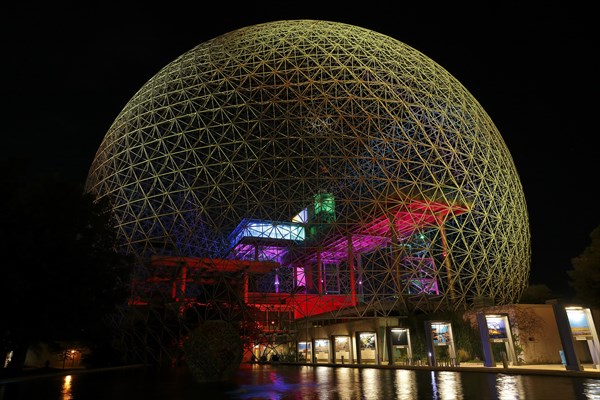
xmin=315 ymin=339 xmax=329 ymax=354
xmin=486 ymin=316 xmax=508 ymax=340
xmin=391 ymin=329 xmax=409 ymax=346
xmin=566 ymin=308 xmax=592 ymax=338
xmin=431 ymin=323 xmax=450 ymax=344
xmin=335 ymin=336 xmax=350 ymax=352
xmin=359 ymin=333 xmax=376 ymax=350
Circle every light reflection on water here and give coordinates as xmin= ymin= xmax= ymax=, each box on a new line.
xmin=225 ymin=365 xmax=598 ymax=400
xmin=0 ymin=364 xmax=598 ymax=400
xmin=496 ymin=373 xmax=525 ymax=399
xmin=332 ymin=368 xmax=355 ymax=399
xmin=61 ymin=375 xmax=72 ymax=400
xmin=359 ymin=368 xmax=384 ymax=399
xmin=434 ymin=370 xmax=463 ymax=399
xmin=584 ymin=379 xmax=600 ymax=400
xmin=395 ymin=369 xmax=416 ymax=399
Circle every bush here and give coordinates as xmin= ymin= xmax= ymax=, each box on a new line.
xmin=456 ymin=348 xmax=470 ymax=362
xmin=182 ymin=320 xmax=243 ymax=383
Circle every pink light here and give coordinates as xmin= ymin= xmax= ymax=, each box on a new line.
xmin=296 ymin=267 xmax=306 ymax=290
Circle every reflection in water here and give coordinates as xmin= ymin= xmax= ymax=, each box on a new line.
xmin=496 ymin=374 xmax=525 ymax=399
xmin=0 ymin=364 xmax=595 ymax=400
xmin=227 ymin=366 xmax=318 ymax=398
xmin=315 ymin=367 xmax=334 ymax=400
xmin=62 ymin=375 xmax=73 ymax=400
xmin=431 ymin=371 xmax=439 ymax=399
xmin=436 ymin=371 xmax=463 ymax=399
xmin=334 ymin=367 xmax=357 ymax=399
xmin=395 ymin=369 xmax=416 ymax=399
xmin=360 ymin=368 xmax=383 ymax=400
xmin=583 ymin=379 xmax=600 ymax=400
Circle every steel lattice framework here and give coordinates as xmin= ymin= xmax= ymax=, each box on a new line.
xmin=86 ymin=20 xmax=530 ymax=332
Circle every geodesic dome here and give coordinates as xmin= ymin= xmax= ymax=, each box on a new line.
xmin=85 ymin=19 xmax=530 ymax=312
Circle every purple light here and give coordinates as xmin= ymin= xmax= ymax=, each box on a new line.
xmin=228 ymin=243 xmax=287 ymax=262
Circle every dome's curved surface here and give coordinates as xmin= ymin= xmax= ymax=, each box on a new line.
xmin=85 ymin=20 xmax=530 ymax=311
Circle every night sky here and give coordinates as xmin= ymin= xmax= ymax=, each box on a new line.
xmin=4 ymin=4 xmax=597 ymax=297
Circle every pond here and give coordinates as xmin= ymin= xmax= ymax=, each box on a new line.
xmin=1 ymin=364 xmax=598 ymax=399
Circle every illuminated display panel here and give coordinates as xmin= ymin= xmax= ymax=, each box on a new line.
xmin=431 ymin=323 xmax=451 ymax=345
xmin=391 ymin=328 xmax=409 ymax=346
xmin=335 ymin=336 xmax=350 ymax=352
xmin=485 ymin=316 xmax=508 ymax=340
xmin=566 ymin=308 xmax=592 ymax=338
xmin=315 ymin=339 xmax=330 ymax=362
xmin=359 ymin=333 xmax=376 ymax=349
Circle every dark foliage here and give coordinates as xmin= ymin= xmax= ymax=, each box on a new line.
xmin=568 ymin=224 xmax=600 ymax=308
xmin=182 ymin=320 xmax=244 ymax=382
xmin=519 ymin=284 xmax=555 ymax=304
xmin=0 ymin=161 xmax=132 ymax=368
xmin=404 ymin=310 xmax=483 ymax=363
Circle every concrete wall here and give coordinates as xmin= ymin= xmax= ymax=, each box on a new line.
xmin=488 ymin=304 xmax=598 ymax=364
xmin=513 ymin=304 xmax=563 ymax=364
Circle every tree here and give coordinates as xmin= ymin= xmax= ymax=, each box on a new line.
xmin=568 ymin=224 xmax=600 ymax=308
xmin=182 ymin=320 xmax=244 ymax=383
xmin=519 ymin=284 xmax=555 ymax=304
xmin=0 ymin=163 xmax=132 ymax=370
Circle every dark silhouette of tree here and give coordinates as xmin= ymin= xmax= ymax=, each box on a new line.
xmin=519 ymin=284 xmax=555 ymax=304
xmin=0 ymin=160 xmax=132 ymax=370
xmin=568 ymin=224 xmax=600 ymax=308
xmin=183 ymin=320 xmax=244 ymax=382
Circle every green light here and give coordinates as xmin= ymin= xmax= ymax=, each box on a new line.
xmin=313 ymin=193 xmax=336 ymax=222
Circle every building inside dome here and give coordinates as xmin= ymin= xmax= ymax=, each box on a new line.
xmin=85 ymin=20 xmax=530 ymax=363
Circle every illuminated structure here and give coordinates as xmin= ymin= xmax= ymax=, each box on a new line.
xmin=85 ymin=20 xmax=529 ymax=361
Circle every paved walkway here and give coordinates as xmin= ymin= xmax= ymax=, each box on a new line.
xmin=432 ymin=361 xmax=599 ymax=378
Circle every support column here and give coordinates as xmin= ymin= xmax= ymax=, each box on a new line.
xmin=317 ymin=250 xmax=323 ymax=294
xmin=477 ymin=312 xmax=495 ymax=367
xmin=243 ymin=273 xmax=249 ymax=304
xmin=424 ymin=321 xmax=436 ymax=367
xmin=553 ymin=304 xmax=583 ymax=371
xmin=348 ymin=234 xmax=357 ymax=306
xmin=306 ymin=263 xmax=314 ymax=293
xmin=389 ymin=211 xmax=409 ymax=314
xmin=437 ymin=214 xmax=454 ymax=301
xmin=385 ymin=326 xmax=394 ymax=365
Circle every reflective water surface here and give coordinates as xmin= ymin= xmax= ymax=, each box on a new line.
xmin=0 ymin=364 xmax=598 ymax=400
